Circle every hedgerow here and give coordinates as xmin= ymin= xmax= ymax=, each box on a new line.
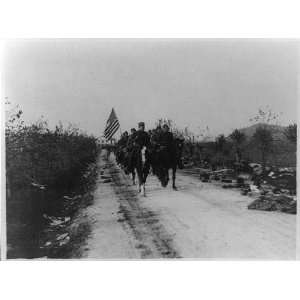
xmin=6 ymin=105 xmax=99 ymax=193
xmin=6 ymin=104 xmax=100 ymax=258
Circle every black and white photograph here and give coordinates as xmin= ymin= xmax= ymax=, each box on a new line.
xmin=2 ymin=39 xmax=298 ymax=260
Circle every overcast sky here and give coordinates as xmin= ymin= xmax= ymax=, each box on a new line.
xmin=4 ymin=39 xmax=299 ymax=138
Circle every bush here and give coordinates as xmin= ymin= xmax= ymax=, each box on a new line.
xmin=6 ymin=117 xmax=99 ymax=192
xmin=5 ymin=106 xmax=100 ymax=258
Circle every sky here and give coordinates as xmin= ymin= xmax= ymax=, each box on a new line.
xmin=3 ymin=39 xmax=299 ymax=138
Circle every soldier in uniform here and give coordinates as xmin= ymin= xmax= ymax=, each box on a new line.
xmin=116 ymin=131 xmax=129 ymax=149
xmin=157 ymin=124 xmax=184 ymax=169
xmin=116 ymin=131 xmax=128 ymax=167
xmin=151 ymin=125 xmax=162 ymax=145
xmin=127 ymin=128 xmax=137 ymax=149
xmin=158 ymin=124 xmax=174 ymax=149
xmin=132 ymin=122 xmax=151 ymax=187
xmin=126 ymin=128 xmax=137 ymax=173
xmin=155 ymin=124 xmax=174 ymax=166
xmin=134 ymin=122 xmax=150 ymax=148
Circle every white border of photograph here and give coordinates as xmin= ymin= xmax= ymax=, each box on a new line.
xmin=1 ymin=0 xmax=300 ymax=300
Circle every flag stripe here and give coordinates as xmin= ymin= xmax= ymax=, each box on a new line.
xmin=104 ymin=108 xmax=120 ymax=140
xmin=107 ymin=124 xmax=119 ymax=139
xmin=104 ymin=119 xmax=119 ymax=134
xmin=105 ymin=123 xmax=120 ymax=135
xmin=105 ymin=122 xmax=120 ymax=139
xmin=105 ymin=119 xmax=118 ymax=132
xmin=105 ymin=123 xmax=120 ymax=140
xmin=106 ymin=121 xmax=119 ymax=135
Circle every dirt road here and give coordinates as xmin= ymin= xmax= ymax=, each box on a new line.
xmin=81 ymin=150 xmax=296 ymax=259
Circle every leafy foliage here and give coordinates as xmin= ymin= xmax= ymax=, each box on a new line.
xmin=230 ymin=129 xmax=246 ymax=145
xmin=249 ymin=106 xmax=282 ymax=124
xmin=284 ymin=123 xmax=297 ymax=144
xmin=6 ymin=105 xmax=99 ymax=191
xmin=5 ymin=104 xmax=100 ymax=258
xmin=215 ymin=134 xmax=226 ymax=152
xmin=252 ymin=126 xmax=273 ymax=169
xmin=154 ymin=113 xmax=296 ymax=169
xmin=229 ymin=129 xmax=246 ymax=163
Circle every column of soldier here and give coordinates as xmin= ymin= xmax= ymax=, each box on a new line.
xmin=115 ymin=121 xmax=175 ymax=173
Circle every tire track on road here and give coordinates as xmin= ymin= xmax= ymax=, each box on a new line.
xmin=106 ymin=158 xmax=180 ymax=259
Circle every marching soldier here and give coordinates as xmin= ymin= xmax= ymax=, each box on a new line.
xmin=157 ymin=124 xmax=174 ymax=151
xmin=132 ymin=122 xmax=151 ymax=185
xmin=126 ymin=128 xmax=137 ymax=173
xmin=157 ymin=124 xmax=184 ymax=169
xmin=118 ymin=131 xmax=129 ymax=147
xmin=127 ymin=128 xmax=137 ymax=149
xmin=134 ymin=122 xmax=150 ymax=148
xmin=116 ymin=131 xmax=128 ymax=166
xmin=151 ymin=125 xmax=162 ymax=145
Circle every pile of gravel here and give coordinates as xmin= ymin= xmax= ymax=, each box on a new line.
xmin=248 ymin=194 xmax=296 ymax=214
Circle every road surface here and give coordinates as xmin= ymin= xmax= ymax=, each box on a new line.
xmin=80 ymin=150 xmax=296 ymax=259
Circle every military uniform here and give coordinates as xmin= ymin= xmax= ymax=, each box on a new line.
xmin=158 ymin=131 xmax=174 ymax=150
xmin=134 ymin=130 xmax=151 ymax=149
xmin=126 ymin=131 xmax=137 ymax=172
xmin=132 ymin=126 xmax=151 ymax=183
xmin=117 ymin=134 xmax=128 ymax=148
xmin=127 ymin=132 xmax=137 ymax=149
xmin=151 ymin=127 xmax=162 ymax=145
xmin=154 ymin=131 xmax=173 ymax=167
xmin=116 ymin=134 xmax=128 ymax=167
xmin=157 ymin=131 xmax=184 ymax=169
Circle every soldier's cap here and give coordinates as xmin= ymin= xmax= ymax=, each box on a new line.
xmin=138 ymin=122 xmax=145 ymax=127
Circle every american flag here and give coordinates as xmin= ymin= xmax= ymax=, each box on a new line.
xmin=104 ymin=108 xmax=120 ymax=140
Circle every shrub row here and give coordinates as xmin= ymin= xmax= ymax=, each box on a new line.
xmin=6 ymin=119 xmax=99 ymax=193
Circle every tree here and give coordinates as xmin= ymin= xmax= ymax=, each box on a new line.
xmin=252 ymin=126 xmax=273 ymax=171
xmin=215 ymin=134 xmax=226 ymax=152
xmin=214 ymin=135 xmax=227 ymax=167
xmin=284 ymin=123 xmax=297 ymax=145
xmin=249 ymin=107 xmax=281 ymax=170
xmin=249 ymin=106 xmax=282 ymax=124
xmin=229 ymin=129 xmax=246 ymax=163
